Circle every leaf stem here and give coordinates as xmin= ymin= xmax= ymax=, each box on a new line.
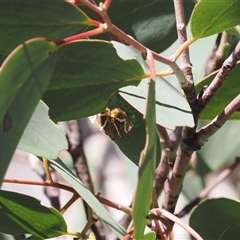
xmin=43 ymin=157 xmax=53 ymax=183
xmin=57 ymin=26 xmax=107 ymax=47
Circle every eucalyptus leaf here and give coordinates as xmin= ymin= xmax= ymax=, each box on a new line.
xmin=120 ymin=77 xmax=194 ymax=129
xmin=43 ymin=40 xmax=145 ymax=121
xmin=191 ymin=0 xmax=240 ymax=38
xmin=48 ymin=158 xmax=127 ymax=239
xmin=0 ymin=190 xmax=67 ymax=238
xmin=86 ymin=0 xmax=194 ymax=52
xmin=0 ymin=38 xmax=57 ymax=184
xmin=0 ymin=0 xmax=90 ymax=54
xmin=190 ymin=198 xmax=240 ymax=239
xmin=17 ymin=100 xmax=68 ymax=159
xmin=133 ymin=80 xmax=160 ymax=239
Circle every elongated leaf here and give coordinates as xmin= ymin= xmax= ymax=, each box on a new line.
xmin=133 ymin=80 xmax=160 ymax=239
xmin=48 ymin=158 xmax=126 ymax=239
xmin=190 ymin=198 xmax=240 ymax=239
xmin=0 ymin=38 xmax=57 ymax=185
xmin=120 ymin=77 xmax=194 ymax=129
xmin=43 ymin=40 xmax=145 ymax=121
xmin=17 ymin=100 xmax=68 ymax=159
xmin=0 ymin=190 xmax=67 ymax=238
xmin=191 ymin=0 xmax=240 ymax=38
xmin=196 ymin=61 xmax=240 ymax=120
xmin=84 ymin=0 xmax=194 ymax=52
xmin=0 ymin=0 xmax=90 ymax=54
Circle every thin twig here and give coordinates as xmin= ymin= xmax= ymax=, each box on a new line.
xmin=149 ymin=209 xmax=203 ymax=240
xmin=60 ymin=193 xmax=79 ymax=215
xmin=197 ymin=94 xmax=240 ymax=146
xmin=79 ymin=0 xmax=191 ymax=88
xmin=177 ymin=157 xmax=240 ymax=218
xmin=197 ymin=40 xmax=240 ymax=116
xmin=3 ymin=178 xmax=75 ymax=193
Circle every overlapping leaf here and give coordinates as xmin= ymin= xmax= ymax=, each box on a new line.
xmin=133 ymin=80 xmax=160 ymax=239
xmin=17 ymin=100 xmax=68 ymax=159
xmin=84 ymin=0 xmax=194 ymax=52
xmin=120 ymin=77 xmax=194 ymax=129
xmin=43 ymin=40 xmax=146 ymax=121
xmin=48 ymin=158 xmax=126 ymax=239
xmin=0 ymin=38 xmax=57 ymax=184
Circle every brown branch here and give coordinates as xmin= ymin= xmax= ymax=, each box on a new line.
xmin=3 ymin=178 xmax=75 ymax=193
xmin=154 ymin=127 xmax=182 ymax=197
xmin=197 ymin=40 xmax=240 ymax=116
xmin=66 ymin=120 xmax=106 ymax=240
xmin=173 ymin=0 xmax=197 ymax=116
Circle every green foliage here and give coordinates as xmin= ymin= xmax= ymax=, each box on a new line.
xmin=191 ymin=0 xmax=240 ymax=38
xmin=120 ymin=76 xmax=194 ymax=129
xmin=0 ymin=38 xmax=57 ymax=183
xmin=0 ymin=190 xmax=67 ymax=238
xmin=48 ymin=158 xmax=126 ymax=239
xmin=133 ymin=80 xmax=159 ymax=239
xmin=0 ymin=0 xmax=240 ymax=239
xmin=0 ymin=0 xmax=90 ymax=54
xmin=43 ymin=40 xmax=145 ymax=121
xmin=17 ymin=101 xmax=68 ymax=159
xmin=190 ymin=198 xmax=240 ymax=239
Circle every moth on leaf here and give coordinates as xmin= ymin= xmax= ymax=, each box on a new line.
xmin=89 ymin=107 xmax=133 ymax=140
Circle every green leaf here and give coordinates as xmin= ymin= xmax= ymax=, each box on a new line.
xmin=143 ymin=231 xmax=156 ymax=240
xmin=43 ymin=40 xmax=145 ymax=121
xmin=48 ymin=158 xmax=127 ymax=239
xmin=0 ymin=0 xmax=90 ymax=54
xmin=87 ymin=0 xmax=194 ymax=52
xmin=191 ymin=0 xmax=240 ymax=38
xmin=189 ymin=198 xmax=240 ymax=239
xmin=0 ymin=190 xmax=67 ymax=238
xmin=196 ymin=61 xmax=240 ymax=120
xmin=133 ymin=80 xmax=160 ymax=239
xmin=197 ymin=120 xmax=240 ymax=171
xmin=0 ymin=38 xmax=57 ymax=184
xmin=120 ymin=77 xmax=194 ymax=129
xmin=17 ymin=100 xmax=68 ymax=159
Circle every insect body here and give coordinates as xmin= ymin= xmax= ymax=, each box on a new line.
xmin=89 ymin=107 xmax=133 ymax=140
